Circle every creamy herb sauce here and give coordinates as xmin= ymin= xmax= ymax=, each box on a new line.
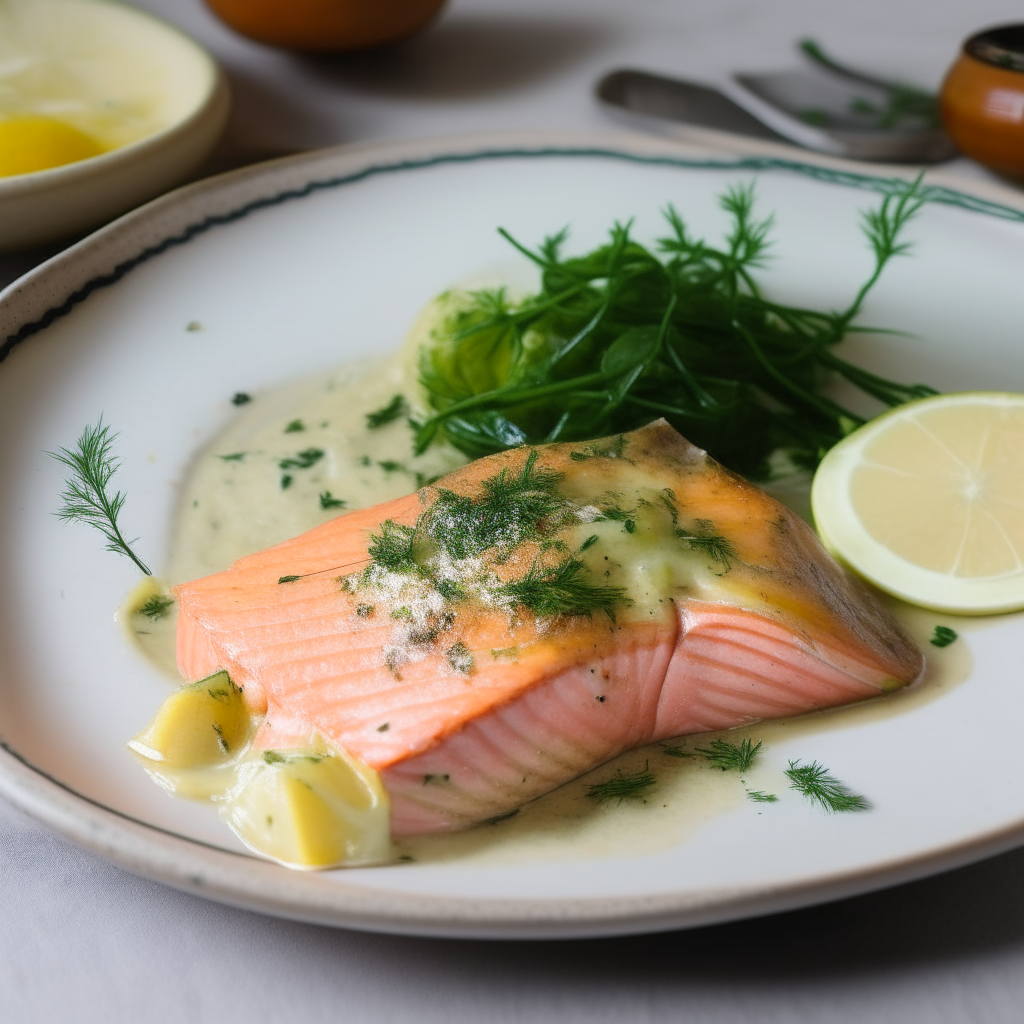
xmin=129 ymin=336 xmax=978 ymax=869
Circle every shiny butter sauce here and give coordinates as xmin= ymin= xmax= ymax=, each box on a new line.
xmin=123 ymin=298 xmax=976 ymax=870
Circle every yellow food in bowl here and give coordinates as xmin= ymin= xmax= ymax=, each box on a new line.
xmin=0 ymin=0 xmax=218 ymax=180
xmin=0 ymin=116 xmax=104 ymax=176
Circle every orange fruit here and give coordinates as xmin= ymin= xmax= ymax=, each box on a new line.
xmin=204 ymin=0 xmax=447 ymax=53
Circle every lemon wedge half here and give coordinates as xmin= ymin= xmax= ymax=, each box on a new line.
xmin=811 ymin=392 xmax=1024 ymax=614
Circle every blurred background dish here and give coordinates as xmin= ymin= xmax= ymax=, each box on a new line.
xmin=941 ymin=24 xmax=1024 ymax=179
xmin=0 ymin=0 xmax=228 ymax=251
xmin=203 ymin=0 xmax=447 ymax=53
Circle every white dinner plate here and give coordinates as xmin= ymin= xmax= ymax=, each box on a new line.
xmin=3 ymin=130 xmax=1024 ymax=940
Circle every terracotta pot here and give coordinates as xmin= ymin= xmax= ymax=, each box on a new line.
xmin=941 ymin=24 xmax=1024 ymax=178
xmin=204 ymin=0 xmax=447 ymax=53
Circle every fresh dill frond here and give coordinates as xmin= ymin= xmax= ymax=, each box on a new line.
xmin=366 ymin=394 xmax=408 ymax=429
xmin=414 ymin=179 xmax=934 ymax=480
xmin=366 ymin=519 xmax=418 ymax=574
xmin=137 ymin=595 xmax=174 ymax=621
xmin=746 ymin=790 xmax=778 ymax=803
xmin=785 ymin=759 xmax=869 ymax=813
xmin=278 ymin=575 xmax=301 ymax=584
xmin=421 ymin=449 xmax=574 ymax=560
xmin=49 ymin=419 xmax=151 ymax=576
xmin=675 ymin=519 xmax=735 ymax=570
xmin=218 ymin=452 xmax=246 ymax=462
xmin=231 ymin=392 xmax=251 ymax=406
xmin=695 ymin=737 xmax=762 ymax=772
xmin=586 ymin=762 xmax=657 ymax=804
xmin=496 ymin=554 xmax=628 ymax=619
xmin=930 ymin=625 xmax=958 ymax=648
xmin=319 ymin=491 xmax=346 ymax=510
xmin=284 ymin=419 xmax=305 ymax=433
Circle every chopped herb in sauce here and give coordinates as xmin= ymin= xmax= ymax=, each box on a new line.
xmin=231 ymin=392 xmax=251 ymax=406
xmin=586 ymin=763 xmax=657 ymax=804
xmin=319 ymin=491 xmax=346 ymax=510
xmin=284 ymin=419 xmax=305 ymax=433
xmin=279 ymin=448 xmax=325 ymax=471
xmin=219 ymin=452 xmax=246 ymax=462
xmin=137 ymin=595 xmax=174 ymax=621
xmin=930 ymin=625 xmax=958 ymax=647
xmin=746 ymin=790 xmax=779 ymax=803
xmin=695 ymin=737 xmax=762 ymax=772
xmin=366 ymin=394 xmax=408 ymax=429
xmin=660 ymin=743 xmax=692 ymax=758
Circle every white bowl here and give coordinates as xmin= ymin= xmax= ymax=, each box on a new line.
xmin=0 ymin=0 xmax=229 ymax=251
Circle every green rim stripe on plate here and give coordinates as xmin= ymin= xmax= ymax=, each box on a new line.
xmin=2 ymin=146 xmax=1022 ymax=368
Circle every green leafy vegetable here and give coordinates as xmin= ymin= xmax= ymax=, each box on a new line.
xmin=785 ymin=759 xmax=869 ymax=812
xmin=746 ymin=790 xmax=779 ymax=803
xmin=414 ymin=180 xmax=934 ymax=479
xmin=586 ymin=763 xmax=657 ymax=804
xmin=49 ymin=419 xmax=152 ymax=576
xmin=695 ymin=737 xmax=762 ymax=772
xmin=930 ymin=625 xmax=958 ymax=647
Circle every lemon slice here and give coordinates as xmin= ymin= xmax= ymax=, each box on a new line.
xmin=811 ymin=392 xmax=1024 ymax=614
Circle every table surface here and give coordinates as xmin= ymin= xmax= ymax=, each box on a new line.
xmin=5 ymin=1 xmax=1024 ymax=1020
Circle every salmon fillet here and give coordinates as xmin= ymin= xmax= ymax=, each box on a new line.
xmin=173 ymin=421 xmax=923 ymax=836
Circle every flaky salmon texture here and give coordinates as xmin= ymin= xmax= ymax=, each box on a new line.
xmin=173 ymin=421 xmax=923 ymax=837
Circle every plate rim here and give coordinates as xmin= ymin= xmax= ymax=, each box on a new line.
xmin=4 ymin=127 xmax=1024 ymax=939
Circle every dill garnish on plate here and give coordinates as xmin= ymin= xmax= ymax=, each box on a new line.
xmin=413 ymin=179 xmax=934 ymax=479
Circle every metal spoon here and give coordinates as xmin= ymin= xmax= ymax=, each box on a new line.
xmin=596 ymin=49 xmax=956 ymax=164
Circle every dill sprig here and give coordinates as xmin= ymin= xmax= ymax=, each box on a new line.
xmin=414 ymin=179 xmax=935 ymax=479
xmin=356 ymin=451 xmax=629 ymax=621
xmin=138 ymin=595 xmax=174 ymax=621
xmin=586 ymin=762 xmax=657 ymax=804
xmin=785 ymin=759 xmax=869 ymax=813
xmin=421 ymin=450 xmax=575 ymax=560
xmin=695 ymin=737 xmax=762 ymax=772
xmin=746 ymin=790 xmax=778 ymax=803
xmin=48 ymin=419 xmax=151 ymax=575
xmin=495 ymin=552 xmax=628 ymax=619
xmin=930 ymin=625 xmax=958 ymax=648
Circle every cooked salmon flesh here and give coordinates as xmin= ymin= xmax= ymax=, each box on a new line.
xmin=173 ymin=421 xmax=923 ymax=836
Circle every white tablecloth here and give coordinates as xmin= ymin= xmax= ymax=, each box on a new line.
xmin=5 ymin=1 xmax=1024 ymax=1020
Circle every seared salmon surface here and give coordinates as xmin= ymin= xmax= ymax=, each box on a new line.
xmin=174 ymin=422 xmax=923 ymax=836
